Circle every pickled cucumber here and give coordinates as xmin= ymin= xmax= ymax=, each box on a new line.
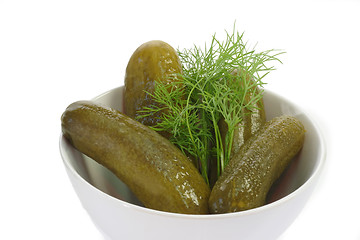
xmin=124 ymin=40 xmax=182 ymax=130
xmin=61 ymin=101 xmax=210 ymax=214
xmin=219 ymin=70 xmax=266 ymax=160
xmin=211 ymin=71 xmax=266 ymax=186
xmin=209 ymin=115 xmax=305 ymax=213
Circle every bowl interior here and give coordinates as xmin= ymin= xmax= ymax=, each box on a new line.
xmin=60 ymin=86 xmax=323 ymax=209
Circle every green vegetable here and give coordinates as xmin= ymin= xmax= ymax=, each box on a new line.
xmin=124 ymin=40 xmax=183 ymax=136
xmin=138 ymin=27 xmax=284 ymax=184
xmin=61 ymin=101 xmax=210 ymax=214
xmin=209 ymin=115 xmax=305 ymax=213
xmin=218 ymin=70 xmax=266 ymax=162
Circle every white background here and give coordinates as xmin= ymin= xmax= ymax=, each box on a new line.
xmin=1 ymin=0 xmax=359 ymax=239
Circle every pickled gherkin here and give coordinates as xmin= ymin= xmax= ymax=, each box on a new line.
xmin=124 ymin=40 xmax=182 ymax=130
xmin=61 ymin=101 xmax=210 ymax=214
xmin=209 ymin=115 xmax=305 ymax=213
xmin=212 ymin=70 xmax=266 ymax=186
xmin=219 ymin=69 xmax=266 ymax=160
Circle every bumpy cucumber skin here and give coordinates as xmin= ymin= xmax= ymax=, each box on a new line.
xmin=228 ymin=69 xmax=266 ymax=159
xmin=61 ymin=101 xmax=210 ymax=214
xmin=218 ymin=90 xmax=266 ymax=160
xmin=213 ymin=75 xmax=266 ymax=187
xmin=124 ymin=40 xmax=182 ymax=128
xmin=209 ymin=115 xmax=305 ymax=213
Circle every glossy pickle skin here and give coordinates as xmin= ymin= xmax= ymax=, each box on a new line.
xmin=218 ymin=86 xmax=266 ymax=160
xmin=209 ymin=115 xmax=305 ymax=214
xmin=227 ymin=69 xmax=266 ymax=159
xmin=61 ymin=101 xmax=210 ymax=214
xmin=124 ymin=40 xmax=182 ymax=129
xmin=213 ymin=73 xmax=266 ymax=187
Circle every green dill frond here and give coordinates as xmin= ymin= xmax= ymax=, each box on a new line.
xmin=137 ymin=26 xmax=284 ymax=184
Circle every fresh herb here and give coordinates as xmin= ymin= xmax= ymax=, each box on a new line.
xmin=138 ymin=27 xmax=284 ymax=185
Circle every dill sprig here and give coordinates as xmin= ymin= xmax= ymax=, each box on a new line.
xmin=138 ymin=27 xmax=284 ymax=185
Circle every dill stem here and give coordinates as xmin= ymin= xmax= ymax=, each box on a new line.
xmin=138 ymin=27 xmax=284 ymax=184
xmin=212 ymin=119 xmax=224 ymax=177
xmin=199 ymin=110 xmax=210 ymax=185
xmin=224 ymin=124 xmax=235 ymax=167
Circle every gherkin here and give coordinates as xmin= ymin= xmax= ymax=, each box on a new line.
xmin=124 ymin=40 xmax=182 ymax=131
xmin=209 ymin=115 xmax=305 ymax=213
xmin=219 ymin=70 xmax=266 ymax=161
xmin=61 ymin=101 xmax=210 ymax=214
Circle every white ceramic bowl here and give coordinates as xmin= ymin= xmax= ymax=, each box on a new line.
xmin=59 ymin=86 xmax=326 ymax=240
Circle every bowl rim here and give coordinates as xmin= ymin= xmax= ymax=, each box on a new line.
xmin=59 ymin=86 xmax=326 ymax=220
